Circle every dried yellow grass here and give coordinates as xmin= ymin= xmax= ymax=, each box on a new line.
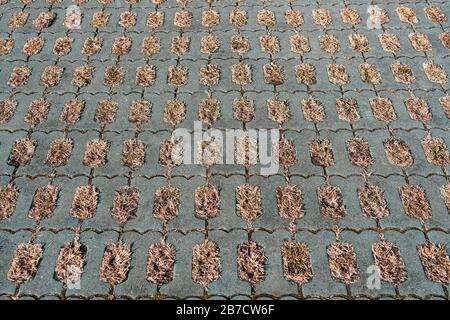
xmin=418 ymin=242 xmax=450 ymax=284
xmin=301 ymin=97 xmax=325 ymax=123
xmin=282 ymin=242 xmax=313 ymax=284
xmin=8 ymin=65 xmax=31 ymax=87
xmin=290 ymin=35 xmax=310 ymax=55
xmin=358 ymin=185 xmax=389 ymax=219
xmin=100 ymin=242 xmax=132 ymax=285
xmin=164 ymin=99 xmax=186 ymax=126
xmin=147 ymin=243 xmax=176 ymax=285
xmin=122 ymin=139 xmax=146 ymax=168
xmin=153 ymin=186 xmax=180 ymax=221
xmin=28 ymin=185 xmax=59 ymax=220
xmin=237 ymin=241 xmax=267 ymax=285
xmin=0 ymin=184 xmax=19 ymax=220
xmin=111 ymin=186 xmax=140 ymax=224
xmin=7 ymin=243 xmax=43 ymax=284
xmin=327 ymin=242 xmax=360 ymax=284
xmin=192 ymin=240 xmax=221 ymax=287
xmin=372 ymin=241 xmax=408 ymax=283
xmin=317 ymin=185 xmax=346 ymax=219
xmin=399 ymin=185 xmax=432 ymax=222
xmin=83 ymin=139 xmax=108 ymax=168
xmin=70 ymin=185 xmax=99 ymax=220
xmin=384 ymin=138 xmax=413 ymax=168
xmin=235 ymin=184 xmax=262 ymax=221
xmin=72 ymin=65 xmax=94 ymax=87
xmin=276 ymin=185 xmax=304 ymax=220
xmin=369 ymin=98 xmax=397 ymax=123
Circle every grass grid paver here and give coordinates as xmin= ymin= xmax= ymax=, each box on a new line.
xmin=0 ymin=0 xmax=449 ymax=300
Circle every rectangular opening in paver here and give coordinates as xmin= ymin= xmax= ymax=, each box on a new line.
xmin=70 ymin=185 xmax=99 ymax=220
xmin=84 ymin=139 xmax=108 ymax=168
xmin=129 ymin=100 xmax=152 ymax=124
xmin=263 ymin=63 xmax=284 ymax=85
xmin=0 ymin=184 xmax=19 ymax=220
xmin=28 ymin=185 xmax=59 ymax=221
xmin=111 ymin=186 xmax=140 ymax=225
xmin=346 ymin=138 xmax=374 ymax=168
xmin=295 ymin=64 xmax=316 ymax=85
xmin=0 ymin=99 xmax=17 ymax=124
xmin=421 ymin=136 xmax=450 ymax=166
xmin=383 ymin=138 xmax=413 ymax=168
xmin=104 ymin=66 xmax=125 ymax=87
xmin=8 ymin=65 xmax=31 ymax=87
xmin=320 ymin=35 xmax=339 ymax=54
xmin=267 ymin=98 xmax=290 ymax=124
xmin=426 ymin=63 xmax=447 ymax=84
xmin=391 ymin=62 xmax=415 ymax=84
xmin=281 ymin=242 xmax=313 ymax=284
xmin=40 ymin=66 xmax=63 ymax=87
xmin=405 ymin=97 xmax=432 ymax=121
xmin=60 ymin=100 xmax=85 ymax=125
xmin=136 ymin=66 xmax=156 ymax=87
xmin=237 ymin=241 xmax=267 ymax=285
xmin=358 ymin=185 xmax=389 ymax=220
xmin=379 ymin=33 xmax=401 ymax=53
xmin=327 ymin=242 xmax=360 ymax=285
xmin=23 ymin=37 xmax=44 ymax=56
xmin=200 ymin=64 xmax=220 ymax=86
xmin=159 ymin=139 xmax=183 ymax=168
xmin=147 ymin=243 xmax=176 ymax=285
xmin=359 ymin=63 xmax=381 ymax=85
xmin=47 ymin=138 xmax=73 ymax=168
xmin=53 ymin=36 xmax=73 ymax=56
xmin=417 ymin=242 xmax=450 ymax=285
xmin=72 ymin=65 xmax=94 ymax=87
xmin=9 ymin=138 xmax=36 ymax=167
xmin=399 ymin=185 xmax=432 ymax=221
xmin=290 ymin=35 xmax=310 ymax=55
xmin=192 ymin=240 xmax=221 ymax=287
xmin=122 ymin=139 xmax=146 ymax=169
xmin=317 ymin=185 xmax=346 ymax=219
xmin=0 ymin=1 xmax=448 ymax=300
xmin=327 ymin=64 xmax=349 ymax=85
xmin=171 ymin=36 xmax=189 ymax=56
xmin=277 ymin=185 xmax=304 ymax=220
xmin=335 ymin=98 xmax=360 ymax=123
xmin=100 ymin=242 xmax=132 ymax=286
xmin=25 ymin=99 xmax=50 ymax=125
xmin=440 ymin=184 xmax=450 ymax=212
xmin=195 ymin=185 xmax=220 ymax=220
xmin=164 ymin=99 xmax=186 ymax=126
xmin=277 ymin=139 xmax=297 ymax=167
xmin=302 ymin=98 xmax=325 ymax=123
xmin=369 ymin=98 xmax=397 ymax=122
xmin=200 ymin=35 xmax=219 ymax=54
xmin=8 ymin=243 xmax=43 ymax=284
xmin=235 ymin=184 xmax=262 ymax=221
xmin=199 ymin=97 xmax=220 ymax=125
xmin=372 ymin=241 xmax=408 ymax=284
xmin=309 ymin=138 xmax=335 ymax=167
xmin=235 ymin=136 xmax=257 ymax=166
xmin=55 ymin=242 xmax=86 ymax=284
xmin=233 ymin=98 xmax=254 ymax=122
xmin=153 ymin=186 xmax=180 ymax=221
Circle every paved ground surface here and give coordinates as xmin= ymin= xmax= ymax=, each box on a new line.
xmin=0 ymin=0 xmax=449 ymax=300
